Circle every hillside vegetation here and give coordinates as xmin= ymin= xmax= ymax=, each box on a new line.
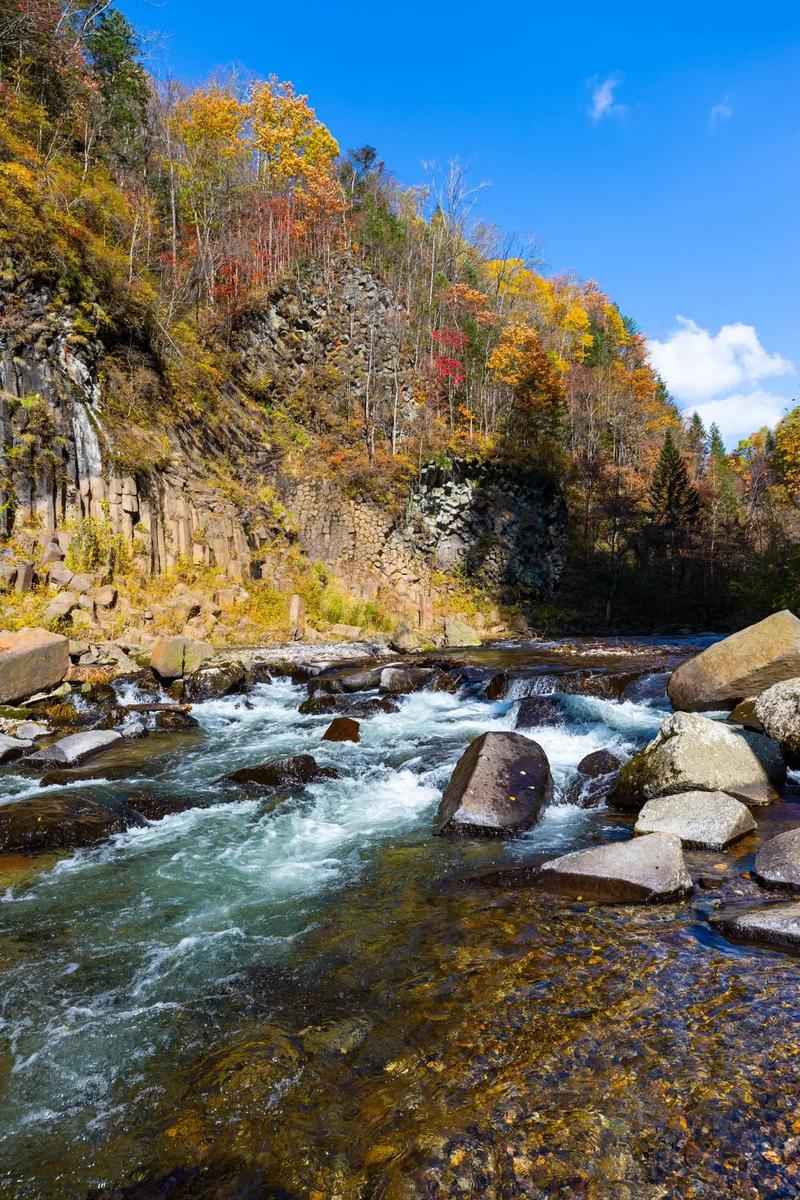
xmin=1 ymin=0 xmax=799 ymax=629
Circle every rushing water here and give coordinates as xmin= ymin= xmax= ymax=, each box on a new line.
xmin=1 ymin=639 xmax=799 ymax=1199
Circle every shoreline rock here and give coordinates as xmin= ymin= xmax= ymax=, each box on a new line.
xmin=537 ymin=832 xmax=693 ymax=903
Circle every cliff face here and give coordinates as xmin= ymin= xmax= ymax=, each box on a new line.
xmin=0 ymin=261 xmax=566 ymax=612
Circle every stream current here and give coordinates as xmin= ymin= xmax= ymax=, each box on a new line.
xmin=1 ymin=637 xmax=799 ymax=1199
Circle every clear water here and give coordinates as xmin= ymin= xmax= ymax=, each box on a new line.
xmin=0 ymin=643 xmax=798 ymax=1199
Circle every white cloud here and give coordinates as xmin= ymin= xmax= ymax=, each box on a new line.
xmin=709 ymin=97 xmax=733 ymax=128
xmin=589 ymin=75 xmax=626 ymax=122
xmin=648 ymin=317 xmax=795 ymax=444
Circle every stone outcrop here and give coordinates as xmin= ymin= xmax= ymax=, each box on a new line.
xmin=537 ymin=833 xmax=693 ymax=903
xmin=434 ymin=731 xmax=553 ymax=836
xmin=668 ymin=611 xmax=800 ymax=712
xmin=712 ymin=903 xmax=800 ymax=951
xmin=610 ymin=712 xmax=786 ymax=810
xmin=754 ymin=829 xmax=800 ymax=890
xmin=0 ymin=794 xmax=126 ymax=853
xmin=754 ymin=679 xmax=800 ymax=766
xmin=633 ymin=791 xmax=756 ymax=850
xmin=0 ymin=628 xmax=69 ymax=703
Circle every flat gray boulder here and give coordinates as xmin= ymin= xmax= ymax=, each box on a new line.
xmin=379 ymin=666 xmax=436 ymax=694
xmin=537 ymin=832 xmax=692 ymax=903
xmin=754 ymin=678 xmax=800 ymax=766
xmin=0 ymin=732 xmax=33 ymax=763
xmin=634 ymin=790 xmax=755 ymax=850
xmin=0 ymin=627 xmax=69 ymax=703
xmin=712 ymin=902 xmax=800 ymax=951
xmin=754 ymin=828 xmax=800 ymax=890
xmin=434 ymin=731 xmax=553 ymax=836
xmin=610 ymin=712 xmax=785 ymax=810
xmin=668 ymin=610 xmax=800 ymax=712
xmin=28 ymin=730 xmax=123 ymax=767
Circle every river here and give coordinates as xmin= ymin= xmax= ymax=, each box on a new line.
xmin=1 ymin=637 xmax=798 ymax=1198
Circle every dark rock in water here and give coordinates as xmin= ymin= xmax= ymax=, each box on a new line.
xmin=243 ymin=662 xmax=273 ymax=689
xmin=307 ymin=665 xmax=383 ymax=696
xmin=537 ymin=832 xmax=693 ymax=903
xmin=298 ymin=694 xmax=340 ymax=715
xmin=87 ymin=1163 xmax=279 ymax=1199
xmin=155 ymin=709 xmax=199 ymax=731
xmin=379 ymin=666 xmax=436 ymax=694
xmin=577 ymin=749 xmax=622 ymax=778
xmin=434 ymin=731 xmax=553 ymax=836
xmin=0 ymin=794 xmax=126 ymax=853
xmin=322 ymin=717 xmax=360 ymax=743
xmin=754 ymin=828 xmax=800 ymax=890
xmin=223 ymin=754 xmax=338 ymax=789
xmin=343 ymin=696 xmax=399 ymax=718
xmin=565 ymin=749 xmax=622 ymax=808
xmin=485 ymin=672 xmax=509 ymax=701
xmin=433 ymin=670 xmax=464 ymax=694
xmin=711 ymin=902 xmax=800 ymax=951
xmin=515 ymin=695 xmax=565 ymax=729
xmin=183 ymin=661 xmax=246 ymax=702
xmin=130 ymin=792 xmax=199 ymax=821
xmin=554 ymin=670 xmax=649 ymax=701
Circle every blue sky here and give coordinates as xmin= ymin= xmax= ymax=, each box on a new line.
xmin=121 ymin=0 xmax=800 ymax=445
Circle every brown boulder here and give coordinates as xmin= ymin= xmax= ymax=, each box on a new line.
xmin=0 ymin=794 xmax=125 ymax=853
xmin=0 ymin=628 xmax=69 ymax=703
xmin=322 ymin=717 xmax=360 ymax=743
xmin=668 ymin=610 xmax=800 ymax=712
xmin=434 ymin=731 xmax=553 ymax=836
xmin=224 ymin=754 xmax=337 ymax=789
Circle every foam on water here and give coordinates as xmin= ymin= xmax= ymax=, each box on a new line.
xmin=0 ymin=662 xmax=669 ymax=1161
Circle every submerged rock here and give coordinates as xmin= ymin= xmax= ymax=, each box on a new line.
xmin=515 ymin=695 xmax=565 ymax=729
xmin=485 ymin=672 xmax=509 ymax=701
xmin=223 ymin=753 xmax=337 ymax=789
xmin=27 ymin=729 xmax=123 ymax=767
xmin=610 ymin=712 xmax=785 ymax=810
xmin=754 ymin=678 xmax=800 ymax=766
xmin=0 ymin=627 xmax=69 ymax=704
xmin=712 ymin=902 xmax=800 ymax=951
xmin=155 ymin=709 xmax=199 ymax=731
xmin=668 ymin=610 xmax=800 ymax=712
xmin=537 ymin=832 xmax=693 ymax=903
xmin=434 ymin=731 xmax=553 ymax=836
xmin=634 ymin=790 xmax=756 ymax=850
xmin=0 ymin=794 xmax=126 ymax=853
xmin=322 ymin=716 xmax=360 ymax=743
xmin=754 ymin=828 xmax=800 ymax=890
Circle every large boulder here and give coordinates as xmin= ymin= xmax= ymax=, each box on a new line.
xmin=754 ymin=828 xmax=800 ymax=890
xmin=537 ymin=832 xmax=692 ymax=903
xmin=0 ymin=732 xmax=33 ymax=763
xmin=634 ymin=790 xmax=756 ymax=850
xmin=668 ymin=610 xmax=800 ymax=712
xmin=711 ymin=903 xmax=800 ymax=951
xmin=434 ymin=731 xmax=553 ymax=836
xmin=27 ymin=730 xmax=123 ymax=767
xmin=223 ymin=754 xmax=337 ymax=789
xmin=0 ymin=628 xmax=69 ymax=703
xmin=321 ymin=717 xmax=360 ymax=743
xmin=515 ymin=695 xmax=565 ymax=729
xmin=150 ymin=636 xmax=213 ymax=681
xmin=379 ymin=666 xmax=436 ymax=695
xmin=609 ymin=712 xmax=785 ymax=810
xmin=0 ymin=794 xmax=126 ymax=853
xmin=754 ymin=678 xmax=800 ymax=766
xmin=183 ymin=660 xmax=246 ymax=702
xmin=443 ymin=617 xmax=481 ymax=647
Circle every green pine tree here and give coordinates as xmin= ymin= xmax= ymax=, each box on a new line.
xmin=649 ymin=431 xmax=701 ymax=527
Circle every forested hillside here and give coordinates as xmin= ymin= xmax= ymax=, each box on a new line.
xmin=1 ymin=0 xmax=798 ymax=630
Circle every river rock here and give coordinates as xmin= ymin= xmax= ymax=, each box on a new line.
xmin=609 ymin=712 xmax=785 ymax=810
xmin=0 ymin=628 xmax=69 ymax=703
xmin=443 ymin=617 xmax=481 ymax=647
xmin=727 ymin=698 xmax=763 ymax=732
xmin=565 ymin=749 xmax=622 ymax=808
xmin=379 ymin=666 xmax=436 ymax=694
xmin=0 ymin=732 xmax=32 ymax=763
xmin=485 ymin=672 xmax=509 ymax=700
xmin=224 ymin=753 xmax=337 ymax=789
xmin=149 ymin=636 xmax=213 ymax=681
xmin=27 ymin=729 xmax=123 ymax=767
xmin=754 ymin=828 xmax=800 ymax=890
xmin=537 ymin=832 xmax=693 ymax=903
xmin=322 ymin=717 xmax=360 ymax=743
xmin=309 ymin=665 xmax=383 ymax=695
xmin=634 ymin=790 xmax=756 ymax=850
xmin=155 ymin=709 xmax=199 ymax=730
xmin=711 ymin=902 xmax=800 ymax=951
xmin=183 ymin=661 xmax=246 ymax=701
xmin=515 ymin=695 xmax=565 ymax=728
xmin=754 ymin=678 xmax=800 ymax=766
xmin=389 ymin=621 xmax=426 ymax=653
xmin=0 ymin=794 xmax=126 ymax=853
xmin=668 ymin=610 xmax=800 ymax=712
xmin=434 ymin=731 xmax=553 ymax=836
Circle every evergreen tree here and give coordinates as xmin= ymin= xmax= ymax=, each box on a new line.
xmin=85 ymin=8 xmax=149 ymax=168
xmin=649 ymin=431 xmax=701 ymax=527
xmin=686 ymin=412 xmax=708 ymax=478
